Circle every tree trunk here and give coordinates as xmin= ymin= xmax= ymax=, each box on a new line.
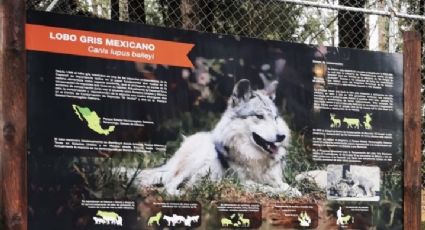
xmin=27 ymin=0 xmax=44 ymax=10
xmin=338 ymin=0 xmax=367 ymax=48
xmin=181 ymin=0 xmax=214 ymax=32
xmin=111 ymin=0 xmax=120 ymax=20
xmin=419 ymin=0 xmax=424 ymax=39
xmin=200 ymin=0 xmax=214 ymax=32
xmin=160 ymin=0 xmax=182 ymax=28
xmin=59 ymin=0 xmax=79 ymax=13
xmin=128 ymin=0 xmax=145 ymax=23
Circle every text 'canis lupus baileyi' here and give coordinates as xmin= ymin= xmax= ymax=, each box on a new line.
xmin=136 ymin=79 xmax=301 ymax=197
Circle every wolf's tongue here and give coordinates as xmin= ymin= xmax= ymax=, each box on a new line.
xmin=269 ymin=144 xmax=278 ymax=154
xmin=252 ymin=132 xmax=278 ymax=155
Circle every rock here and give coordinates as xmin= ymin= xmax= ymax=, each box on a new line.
xmin=295 ymin=170 xmax=327 ymax=189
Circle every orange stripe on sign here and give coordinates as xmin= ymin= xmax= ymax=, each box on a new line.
xmin=25 ymin=24 xmax=194 ymax=68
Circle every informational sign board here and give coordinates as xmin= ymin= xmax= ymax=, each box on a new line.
xmin=27 ymin=11 xmax=403 ymax=229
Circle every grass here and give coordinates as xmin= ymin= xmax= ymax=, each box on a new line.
xmin=70 ymin=121 xmax=325 ymax=199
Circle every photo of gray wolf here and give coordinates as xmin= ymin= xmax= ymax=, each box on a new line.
xmin=134 ymin=78 xmax=300 ymax=196
xmin=327 ymin=165 xmax=380 ymax=201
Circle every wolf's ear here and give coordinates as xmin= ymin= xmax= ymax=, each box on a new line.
xmin=264 ymin=80 xmax=278 ymax=100
xmin=259 ymin=73 xmax=278 ymax=100
xmin=231 ymin=79 xmax=253 ymax=107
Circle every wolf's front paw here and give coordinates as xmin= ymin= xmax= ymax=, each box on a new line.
xmin=165 ymin=187 xmax=182 ymax=196
xmin=277 ymin=182 xmax=302 ymax=197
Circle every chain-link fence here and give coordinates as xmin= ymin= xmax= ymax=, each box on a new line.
xmin=26 ymin=0 xmax=424 ymax=49
xmin=27 ymin=0 xmax=424 ymax=178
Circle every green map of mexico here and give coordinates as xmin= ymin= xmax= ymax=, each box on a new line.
xmin=72 ymin=104 xmax=115 ymax=135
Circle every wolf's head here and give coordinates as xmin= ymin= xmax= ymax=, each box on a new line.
xmin=214 ymin=79 xmax=290 ymax=160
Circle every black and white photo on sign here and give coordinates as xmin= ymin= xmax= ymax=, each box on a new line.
xmin=327 ymin=164 xmax=380 ymax=201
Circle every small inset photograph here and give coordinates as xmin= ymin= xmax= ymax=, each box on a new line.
xmin=327 ymin=165 xmax=380 ymax=201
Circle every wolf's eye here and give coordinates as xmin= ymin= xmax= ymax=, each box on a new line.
xmin=255 ymin=114 xmax=264 ymax=119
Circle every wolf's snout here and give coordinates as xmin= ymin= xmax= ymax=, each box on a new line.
xmin=276 ymin=134 xmax=286 ymax=142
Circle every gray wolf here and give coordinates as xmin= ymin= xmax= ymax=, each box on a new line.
xmin=162 ymin=215 xmax=174 ymax=226
xmin=341 ymin=215 xmax=352 ymax=224
xmin=345 ymin=170 xmax=375 ymax=197
xmin=93 ymin=217 xmax=106 ymax=225
xmin=147 ymin=212 xmax=162 ymax=226
xmin=163 ymin=214 xmax=185 ymax=226
xmin=337 ymin=214 xmax=352 ymax=225
xmin=96 ymin=210 xmax=122 ymax=226
xmin=135 ymin=79 xmax=300 ymax=196
xmin=184 ymin=215 xmax=199 ymax=226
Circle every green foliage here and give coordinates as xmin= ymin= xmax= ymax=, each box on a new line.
xmin=285 ymin=128 xmax=322 ymax=179
xmin=373 ymin=163 xmax=403 ymax=229
xmin=158 ymin=109 xmax=221 ymax=155
xmin=182 ymin=173 xmax=243 ymax=201
xmin=213 ymin=0 xmax=302 ymax=41
xmin=71 ymin=151 xmax=167 ymax=199
xmin=284 ymin=127 xmax=325 ymax=196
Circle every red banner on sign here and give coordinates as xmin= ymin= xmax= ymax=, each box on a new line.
xmin=26 ymin=24 xmax=194 ymax=68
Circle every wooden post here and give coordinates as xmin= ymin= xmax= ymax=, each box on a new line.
xmin=403 ymin=31 xmax=422 ymax=230
xmin=0 ymin=0 xmax=27 ymax=230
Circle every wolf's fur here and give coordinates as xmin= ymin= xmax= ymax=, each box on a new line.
xmin=345 ymin=170 xmax=376 ymax=197
xmin=136 ymin=79 xmax=300 ymax=196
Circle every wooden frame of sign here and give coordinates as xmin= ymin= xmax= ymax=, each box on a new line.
xmin=0 ymin=0 xmax=422 ymax=229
